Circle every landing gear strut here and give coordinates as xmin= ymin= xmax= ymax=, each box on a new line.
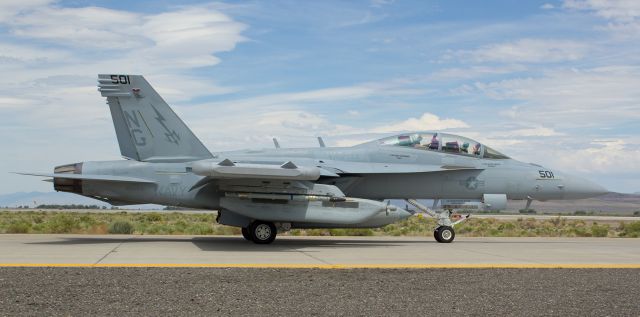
xmin=406 ymin=199 xmax=468 ymax=243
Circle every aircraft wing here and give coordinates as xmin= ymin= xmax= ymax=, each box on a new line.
xmin=15 ymin=172 xmax=156 ymax=184
xmin=190 ymin=159 xmax=340 ymax=180
xmin=189 ymin=159 xmax=480 ymax=188
xmin=319 ymin=161 xmax=483 ymax=175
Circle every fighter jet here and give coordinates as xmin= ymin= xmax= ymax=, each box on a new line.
xmin=19 ymin=75 xmax=608 ymax=244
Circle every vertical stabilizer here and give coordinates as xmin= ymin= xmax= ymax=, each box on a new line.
xmin=98 ymin=74 xmax=212 ymax=162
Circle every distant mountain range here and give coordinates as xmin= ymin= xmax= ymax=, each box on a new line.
xmin=0 ymin=192 xmax=159 ymax=210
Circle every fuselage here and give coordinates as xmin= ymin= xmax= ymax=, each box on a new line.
xmin=71 ymin=136 xmax=607 ymax=210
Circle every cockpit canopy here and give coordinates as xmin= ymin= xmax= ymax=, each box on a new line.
xmin=377 ymin=132 xmax=510 ymax=159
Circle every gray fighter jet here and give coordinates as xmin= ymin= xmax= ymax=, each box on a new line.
xmin=19 ymin=75 xmax=608 ymax=243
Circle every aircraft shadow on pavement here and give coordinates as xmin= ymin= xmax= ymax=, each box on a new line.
xmin=24 ymin=236 xmax=427 ymax=252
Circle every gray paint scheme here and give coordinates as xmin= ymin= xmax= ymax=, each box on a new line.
xmin=22 ymin=75 xmax=608 ymax=232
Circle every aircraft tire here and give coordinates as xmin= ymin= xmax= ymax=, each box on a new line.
xmin=435 ymin=226 xmax=455 ymax=243
xmin=434 ymin=228 xmax=442 ymax=242
xmin=249 ymin=221 xmax=277 ymax=244
xmin=241 ymin=227 xmax=252 ymax=241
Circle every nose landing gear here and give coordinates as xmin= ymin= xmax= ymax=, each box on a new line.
xmin=406 ymin=199 xmax=469 ymax=243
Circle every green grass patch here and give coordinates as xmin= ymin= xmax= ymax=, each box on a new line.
xmin=108 ymin=221 xmax=134 ymax=234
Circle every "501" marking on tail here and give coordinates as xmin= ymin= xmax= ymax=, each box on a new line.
xmin=111 ymin=75 xmax=130 ymax=85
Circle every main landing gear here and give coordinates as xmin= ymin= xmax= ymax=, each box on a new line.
xmin=433 ymin=225 xmax=455 ymax=243
xmin=242 ymin=221 xmax=277 ymax=244
xmin=406 ymin=199 xmax=468 ymax=243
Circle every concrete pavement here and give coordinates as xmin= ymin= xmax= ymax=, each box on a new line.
xmin=1 ymin=234 xmax=639 ymax=268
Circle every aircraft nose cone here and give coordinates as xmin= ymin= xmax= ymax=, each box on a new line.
xmin=562 ymin=174 xmax=608 ymax=199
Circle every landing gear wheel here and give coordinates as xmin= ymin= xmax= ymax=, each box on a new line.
xmin=435 ymin=226 xmax=455 ymax=243
xmin=249 ymin=221 xmax=277 ymax=244
xmin=241 ymin=227 xmax=252 ymax=241
xmin=434 ymin=228 xmax=441 ymax=242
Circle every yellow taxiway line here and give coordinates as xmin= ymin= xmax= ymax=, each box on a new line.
xmin=0 ymin=263 xmax=639 ymax=269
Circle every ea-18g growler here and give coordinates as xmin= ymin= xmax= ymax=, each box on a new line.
xmin=20 ymin=75 xmax=608 ymax=244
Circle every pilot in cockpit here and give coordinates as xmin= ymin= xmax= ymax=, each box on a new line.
xmin=428 ymin=134 xmax=439 ymax=150
xmin=461 ymin=142 xmax=469 ymax=153
xmin=472 ymin=143 xmax=481 ymax=155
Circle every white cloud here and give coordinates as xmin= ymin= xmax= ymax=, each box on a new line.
xmin=563 ymin=0 xmax=640 ymax=37
xmin=564 ymin=0 xmax=640 ymax=22
xmin=469 ymin=66 xmax=640 ymax=125
xmin=194 ymin=81 xmax=427 ymax=112
xmin=184 ymin=109 xmax=363 ymax=150
xmin=0 ymin=97 xmax=41 ymax=109
xmin=334 ymin=137 xmax=374 ymax=147
xmin=0 ymin=0 xmax=52 ymax=22
xmin=10 ymin=6 xmax=143 ymax=49
xmin=0 ymin=3 xmax=247 ymax=75
xmin=433 ymin=65 xmax=528 ymax=81
xmin=140 ymin=7 xmax=247 ymax=68
xmin=0 ymin=2 xmax=248 ymax=195
xmin=449 ymin=39 xmax=589 ymax=63
xmin=0 ymin=3 xmax=247 ymax=121
xmin=0 ymin=43 xmax=70 ymax=63
xmin=509 ymin=126 xmax=563 ymax=137
xmin=541 ymin=3 xmax=555 ymax=10
xmin=370 ymin=0 xmax=395 ymax=7
xmin=373 ymin=113 xmax=469 ymax=133
xmin=544 ymin=139 xmax=640 ymax=174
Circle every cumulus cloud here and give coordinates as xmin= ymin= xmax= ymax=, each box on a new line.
xmin=0 ymin=2 xmax=247 ymax=127
xmin=373 ymin=113 xmax=469 ymax=133
xmin=0 ymin=2 xmax=248 ymax=194
xmin=544 ymin=139 xmax=640 ymax=174
xmin=183 ymin=107 xmax=362 ymax=150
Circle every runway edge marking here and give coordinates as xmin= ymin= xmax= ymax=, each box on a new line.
xmin=0 ymin=263 xmax=639 ymax=269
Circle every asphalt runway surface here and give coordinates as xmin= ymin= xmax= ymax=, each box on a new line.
xmin=1 ymin=235 xmax=639 ymax=315
xmin=1 ymin=267 xmax=638 ymax=316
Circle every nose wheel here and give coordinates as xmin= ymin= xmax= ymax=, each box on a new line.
xmin=406 ymin=199 xmax=467 ymax=243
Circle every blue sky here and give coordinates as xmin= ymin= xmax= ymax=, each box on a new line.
xmin=0 ymin=0 xmax=639 ymax=194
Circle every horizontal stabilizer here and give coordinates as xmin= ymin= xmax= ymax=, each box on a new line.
xmin=15 ymin=172 xmax=156 ymax=184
